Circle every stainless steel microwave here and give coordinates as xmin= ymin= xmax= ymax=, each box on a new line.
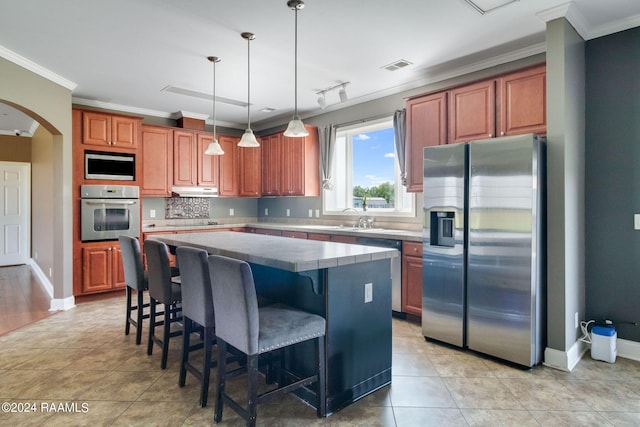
xmin=85 ymin=151 xmax=135 ymax=181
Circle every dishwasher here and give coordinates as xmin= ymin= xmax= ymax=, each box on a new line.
xmin=355 ymin=236 xmax=403 ymax=315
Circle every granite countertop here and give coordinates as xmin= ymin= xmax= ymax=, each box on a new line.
xmin=150 ymin=231 xmax=399 ymax=273
xmin=142 ymin=222 xmax=422 ymax=242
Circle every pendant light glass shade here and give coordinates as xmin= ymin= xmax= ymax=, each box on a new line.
xmin=238 ymin=128 xmax=259 ymax=147
xmin=205 ymin=56 xmax=224 ymax=155
xmin=204 ymin=138 xmax=224 ymax=155
xmin=284 ymin=115 xmax=308 ymax=137
xmin=238 ymin=32 xmax=260 ymax=148
xmin=283 ymin=0 xmax=308 ymax=138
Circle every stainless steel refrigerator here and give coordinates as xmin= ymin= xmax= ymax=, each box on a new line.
xmin=422 ymin=134 xmax=545 ymax=367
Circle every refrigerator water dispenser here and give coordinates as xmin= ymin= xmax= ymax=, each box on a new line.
xmin=430 ymin=211 xmax=455 ymax=247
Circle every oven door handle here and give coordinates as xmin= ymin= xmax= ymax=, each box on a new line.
xmin=84 ymin=200 xmax=138 ymax=206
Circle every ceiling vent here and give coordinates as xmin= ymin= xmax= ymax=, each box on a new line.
xmin=382 ymin=59 xmax=413 ymax=72
xmin=161 ymin=85 xmax=248 ymax=108
xmin=462 ymin=0 xmax=519 ymax=14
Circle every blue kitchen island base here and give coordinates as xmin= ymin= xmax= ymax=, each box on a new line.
xmin=250 ymin=259 xmax=392 ymax=414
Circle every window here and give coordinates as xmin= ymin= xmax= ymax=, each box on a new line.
xmin=324 ymin=117 xmax=414 ymax=216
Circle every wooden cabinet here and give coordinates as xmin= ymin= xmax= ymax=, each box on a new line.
xmin=172 ymin=130 xmax=221 ymax=189
xmin=261 ymin=134 xmax=283 ymax=196
xmin=197 ymin=133 xmax=220 ymax=188
xmin=448 ymin=79 xmax=496 ymax=144
xmin=406 ymin=92 xmax=447 ymax=192
xmin=173 ymin=130 xmax=197 ymax=186
xmin=239 ymin=143 xmax=261 ymax=197
xmin=81 ymin=242 xmax=125 ymax=294
xmin=219 ymin=135 xmax=239 ymax=197
xmin=82 ymin=111 xmax=139 ymax=149
xmin=406 ymin=64 xmax=546 ymax=192
xmin=401 ymin=241 xmax=423 ymax=317
xmin=261 ymin=126 xmax=319 ymax=197
xmin=496 ymin=65 xmax=546 ymax=137
xmin=141 ymin=125 xmax=173 ymax=196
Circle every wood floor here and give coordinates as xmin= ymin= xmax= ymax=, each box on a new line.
xmin=0 ymin=265 xmax=53 ymax=336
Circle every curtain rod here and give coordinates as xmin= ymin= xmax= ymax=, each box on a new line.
xmin=335 ymin=110 xmax=402 ymax=129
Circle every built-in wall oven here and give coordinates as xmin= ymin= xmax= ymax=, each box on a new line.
xmin=80 ymin=184 xmax=140 ymax=241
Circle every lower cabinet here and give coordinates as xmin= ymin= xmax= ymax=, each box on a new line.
xmin=81 ymin=242 xmax=125 ymax=294
xmin=401 ymin=241 xmax=423 ymax=317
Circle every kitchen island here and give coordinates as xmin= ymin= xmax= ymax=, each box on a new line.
xmin=150 ymin=231 xmax=398 ymax=414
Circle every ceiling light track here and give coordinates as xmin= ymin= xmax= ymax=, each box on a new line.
xmin=316 ymin=82 xmax=350 ymax=109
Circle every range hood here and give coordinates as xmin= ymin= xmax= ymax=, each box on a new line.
xmin=171 ymin=186 xmax=218 ymax=197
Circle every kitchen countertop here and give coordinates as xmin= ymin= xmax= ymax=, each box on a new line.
xmin=150 ymin=231 xmax=399 ymax=272
xmin=142 ymin=222 xmax=422 ymax=242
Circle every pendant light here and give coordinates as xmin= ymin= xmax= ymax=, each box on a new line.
xmin=204 ymin=56 xmax=224 ymax=155
xmin=283 ymin=0 xmax=309 ymax=138
xmin=238 ymin=32 xmax=260 ymax=147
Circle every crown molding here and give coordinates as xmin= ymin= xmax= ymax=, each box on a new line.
xmin=537 ymin=1 xmax=640 ymax=41
xmin=0 ymin=45 xmax=76 ymax=91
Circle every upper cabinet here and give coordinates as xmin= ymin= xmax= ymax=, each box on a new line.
xmin=405 ymin=64 xmax=546 ymax=192
xmin=173 ymin=130 xmax=198 ymax=187
xmin=261 ymin=126 xmax=319 ymax=197
xmin=218 ymin=135 xmax=239 ymax=197
xmin=82 ymin=111 xmax=139 ymax=150
xmin=172 ymin=129 xmax=223 ymax=189
xmin=197 ymin=133 xmax=220 ymax=188
xmin=261 ymin=133 xmax=283 ymax=197
xmin=406 ymin=92 xmax=447 ymax=193
xmin=448 ymin=79 xmax=496 ymax=144
xmin=140 ymin=125 xmax=173 ymax=197
xmin=496 ymin=65 xmax=546 ymax=137
xmin=239 ymin=143 xmax=261 ymax=197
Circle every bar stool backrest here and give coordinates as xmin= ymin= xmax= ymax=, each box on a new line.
xmin=144 ymin=239 xmax=174 ymax=304
xmin=119 ymin=235 xmax=146 ymax=291
xmin=176 ymin=246 xmax=214 ymax=328
xmin=208 ymin=255 xmax=260 ymax=355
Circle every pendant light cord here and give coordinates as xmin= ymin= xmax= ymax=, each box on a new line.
xmin=246 ymin=35 xmax=252 ymax=129
xmin=294 ymin=6 xmax=298 ymax=116
xmin=212 ymin=59 xmax=217 ymax=140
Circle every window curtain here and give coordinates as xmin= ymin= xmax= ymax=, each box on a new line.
xmin=393 ymin=109 xmax=407 ymax=186
xmin=318 ymin=124 xmax=336 ymax=190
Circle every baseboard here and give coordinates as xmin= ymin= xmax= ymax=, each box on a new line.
xmin=49 ymin=295 xmax=76 ymax=311
xmin=543 ymin=340 xmax=587 ymax=371
xmin=28 ymin=259 xmax=53 ymax=299
xmin=28 ymin=259 xmax=75 ymax=311
xmin=544 ymin=337 xmax=640 ymax=370
xmin=618 ymin=338 xmax=640 ymax=362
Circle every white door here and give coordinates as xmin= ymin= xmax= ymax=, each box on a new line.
xmin=0 ymin=162 xmax=30 ymax=266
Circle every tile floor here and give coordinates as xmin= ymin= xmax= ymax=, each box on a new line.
xmin=0 ymin=274 xmax=639 ymax=425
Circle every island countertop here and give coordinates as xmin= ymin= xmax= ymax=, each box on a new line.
xmin=149 ymin=231 xmax=399 ymax=273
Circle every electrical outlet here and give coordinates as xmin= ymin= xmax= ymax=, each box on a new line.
xmin=364 ymin=283 xmax=373 ymax=303
xmin=286 ymin=209 xmax=290 ymax=217
xmin=308 ymin=209 xmax=313 ymax=218
xmin=49 ymin=268 xmax=53 ymax=278
xmin=264 ymin=208 xmax=268 ymax=216
xmin=229 ymin=208 xmax=234 ymax=216
xmin=315 ymin=209 xmax=320 ymax=218
xmin=150 ymin=209 xmax=156 ymax=218
xmin=575 ymin=312 xmax=579 ymax=329
xmin=634 ymin=214 xmax=640 ymax=230
xmin=34 ymin=251 xmax=38 ymax=260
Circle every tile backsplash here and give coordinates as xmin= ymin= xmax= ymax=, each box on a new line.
xmin=165 ymin=197 xmax=210 ymax=219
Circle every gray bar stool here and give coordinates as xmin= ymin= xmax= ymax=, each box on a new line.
xmin=208 ymin=254 xmax=327 ymax=426
xmin=119 ymin=235 xmax=149 ymax=345
xmin=144 ymin=239 xmax=183 ymax=369
xmin=175 ymin=246 xmax=216 ymax=407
